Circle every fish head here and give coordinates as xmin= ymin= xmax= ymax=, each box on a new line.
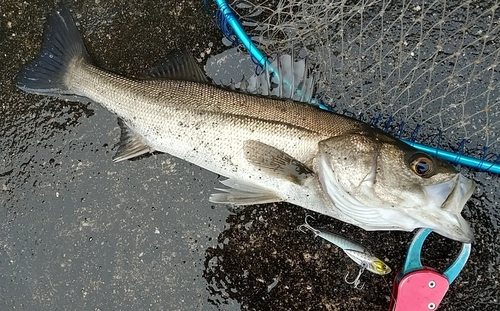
xmin=317 ymin=129 xmax=475 ymax=243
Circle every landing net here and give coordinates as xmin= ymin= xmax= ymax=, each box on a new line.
xmin=207 ymin=0 xmax=500 ymax=173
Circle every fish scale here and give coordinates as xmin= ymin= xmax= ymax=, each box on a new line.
xmin=73 ymin=62 xmax=351 ymax=171
xmin=69 ymin=61 xmax=339 ymax=214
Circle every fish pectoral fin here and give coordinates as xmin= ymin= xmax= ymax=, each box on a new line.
xmin=112 ymin=119 xmax=156 ymax=162
xmin=209 ymin=178 xmax=282 ymax=205
xmin=243 ymin=140 xmax=314 ymax=185
xmin=139 ymin=50 xmax=209 ymax=83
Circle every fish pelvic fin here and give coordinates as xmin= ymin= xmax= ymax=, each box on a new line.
xmin=243 ymin=140 xmax=314 ymax=185
xmin=16 ymin=3 xmax=91 ymax=96
xmin=113 ymin=119 xmax=156 ymax=162
xmin=209 ymin=178 xmax=282 ymax=205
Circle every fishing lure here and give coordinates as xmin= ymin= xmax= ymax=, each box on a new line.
xmin=298 ymin=215 xmax=391 ymax=289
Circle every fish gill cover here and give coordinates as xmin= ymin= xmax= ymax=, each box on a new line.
xmin=207 ymin=0 xmax=500 ymax=168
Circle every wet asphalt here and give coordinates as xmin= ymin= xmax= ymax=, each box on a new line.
xmin=1 ymin=1 xmax=499 ymax=310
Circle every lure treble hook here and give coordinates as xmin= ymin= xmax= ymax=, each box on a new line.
xmin=344 ymin=261 xmax=367 ymax=289
xmin=297 ymin=215 xmax=320 ymax=236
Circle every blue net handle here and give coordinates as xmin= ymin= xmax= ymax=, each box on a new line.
xmin=213 ymin=0 xmax=270 ymax=69
xmin=213 ymin=0 xmax=500 ymax=174
xmin=214 ymin=0 xmax=308 ymax=99
xmin=402 ymin=140 xmax=500 ymax=174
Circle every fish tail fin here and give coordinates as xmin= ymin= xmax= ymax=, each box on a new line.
xmin=16 ymin=3 xmax=91 ymax=96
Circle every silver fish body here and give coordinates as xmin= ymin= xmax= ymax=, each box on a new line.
xmin=16 ymin=4 xmax=475 ymax=242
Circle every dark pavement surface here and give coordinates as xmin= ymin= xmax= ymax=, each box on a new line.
xmin=1 ymin=1 xmax=499 ymax=310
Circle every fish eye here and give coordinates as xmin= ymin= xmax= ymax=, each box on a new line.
xmin=410 ymin=154 xmax=434 ymax=178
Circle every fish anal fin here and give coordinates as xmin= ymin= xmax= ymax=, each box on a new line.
xmin=243 ymin=140 xmax=314 ymax=185
xmin=113 ymin=119 xmax=155 ymax=162
xmin=209 ymin=178 xmax=282 ymax=205
xmin=140 ymin=50 xmax=209 ymax=83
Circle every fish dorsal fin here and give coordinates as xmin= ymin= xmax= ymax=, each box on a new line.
xmin=142 ymin=51 xmax=209 ymax=83
xmin=113 ymin=119 xmax=156 ymax=162
xmin=243 ymin=140 xmax=314 ymax=185
xmin=209 ymin=178 xmax=282 ymax=205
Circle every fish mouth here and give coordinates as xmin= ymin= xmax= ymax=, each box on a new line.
xmin=420 ymin=174 xmax=476 ymax=243
xmin=423 ymin=174 xmax=475 ymax=213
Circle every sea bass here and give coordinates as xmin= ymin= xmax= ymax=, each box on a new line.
xmin=16 ymin=4 xmax=475 ymax=242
